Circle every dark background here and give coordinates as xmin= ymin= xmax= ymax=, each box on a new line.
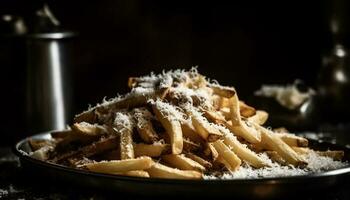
xmin=1 ymin=0 xmax=349 ymax=144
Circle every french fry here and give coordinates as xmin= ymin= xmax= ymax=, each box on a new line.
xmin=190 ymin=112 xmax=222 ymax=142
xmin=52 ymin=136 xmax=119 ymax=162
xmin=223 ymin=133 xmax=268 ymax=168
xmin=316 ymin=150 xmax=344 ymax=161
xmin=212 ymin=140 xmax=241 ymax=171
xmin=116 ymin=170 xmax=150 ymax=178
xmin=74 ymin=87 xmax=169 ymax=123
xmin=181 ymin=122 xmax=205 ymax=144
xmin=257 ymin=125 xmax=306 ymax=167
xmin=203 ymin=110 xmax=227 ymax=126
xmin=276 ymin=133 xmax=309 ymax=147
xmin=205 ymin=143 xmax=219 ymax=161
xmin=113 ymin=113 xmax=135 ymax=160
xmin=85 ymin=156 xmax=154 ymax=174
xmin=226 ymin=120 xmax=261 ymax=144
xmin=247 ymin=110 xmax=269 ymax=125
xmin=134 ymin=143 xmax=168 ymax=157
xmin=119 ymin=129 xmax=134 ymax=160
xmin=186 ymin=153 xmax=213 ymax=169
xmin=162 ymin=154 xmax=206 ymax=172
xmin=152 ymin=101 xmax=183 ymax=154
xmin=146 ymin=163 xmax=202 ymax=179
xmin=133 ymin=108 xmax=159 ymax=143
xmin=229 ymin=93 xmax=241 ymax=126
xmin=239 ymin=101 xmax=256 ymax=118
xmin=219 ymin=107 xmax=231 ymax=120
xmin=291 ymin=147 xmax=344 ymax=161
xmin=183 ymin=138 xmax=201 ymax=152
xmin=265 ymin=151 xmax=287 ymax=165
xmin=209 ymin=85 xmax=236 ymax=98
xmin=227 ymin=93 xmax=261 ymax=143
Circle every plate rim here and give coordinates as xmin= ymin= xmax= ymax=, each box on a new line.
xmin=13 ymin=131 xmax=350 ymax=185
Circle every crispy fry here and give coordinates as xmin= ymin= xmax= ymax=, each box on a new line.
xmin=219 ymin=107 xmax=231 ymax=120
xmin=223 ymin=133 xmax=268 ymax=168
xmin=85 ymin=156 xmax=154 ymax=174
xmin=181 ymin=122 xmax=205 ymax=144
xmin=316 ymin=150 xmax=344 ymax=161
xmin=265 ymin=151 xmax=287 ymax=165
xmin=212 ymin=140 xmax=241 ymax=171
xmin=152 ymin=101 xmax=183 ymax=154
xmin=190 ymin=111 xmax=222 ymax=142
xmin=133 ymin=108 xmax=159 ymax=143
xmin=276 ymin=133 xmax=309 ymax=147
xmin=113 ymin=113 xmax=135 ymax=160
xmin=134 ymin=143 xmax=168 ymax=157
xmin=205 ymin=143 xmax=219 ymax=161
xmin=209 ymin=85 xmax=236 ymax=98
xmin=146 ymin=163 xmax=202 ymax=179
xmin=74 ymin=87 xmax=169 ymax=123
xmin=247 ymin=110 xmax=269 ymax=125
xmin=291 ymin=147 xmax=344 ymax=161
xmin=183 ymin=138 xmax=201 ymax=152
xmin=162 ymin=154 xmax=206 ymax=172
xmin=257 ymin=125 xmax=306 ymax=167
xmin=51 ymin=136 xmax=119 ymax=162
xmin=186 ymin=153 xmax=213 ymax=169
xmin=226 ymin=120 xmax=261 ymax=144
xmin=239 ymin=101 xmax=256 ymax=118
xmin=117 ymin=170 xmax=150 ymax=178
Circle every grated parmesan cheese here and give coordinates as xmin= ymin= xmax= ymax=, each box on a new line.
xmin=204 ymin=151 xmax=347 ymax=180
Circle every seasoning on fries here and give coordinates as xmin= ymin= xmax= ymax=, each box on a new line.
xmin=29 ymin=68 xmax=346 ymax=180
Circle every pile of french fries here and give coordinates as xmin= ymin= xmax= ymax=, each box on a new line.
xmin=29 ymin=69 xmax=344 ymax=179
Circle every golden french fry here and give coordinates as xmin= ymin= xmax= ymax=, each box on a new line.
xmin=203 ymin=110 xmax=227 ymax=126
xmin=219 ymin=107 xmax=231 ymax=120
xmin=134 ymin=143 xmax=168 ymax=157
xmin=265 ymin=151 xmax=287 ymax=165
xmin=223 ymin=133 xmax=268 ymax=168
xmin=205 ymin=143 xmax=219 ymax=161
xmin=183 ymin=138 xmax=201 ymax=152
xmin=84 ymin=156 xmax=154 ymax=173
xmin=239 ymin=101 xmax=256 ymax=118
xmin=133 ymin=108 xmax=159 ymax=143
xmin=190 ymin=112 xmax=222 ymax=142
xmin=291 ymin=147 xmax=344 ymax=161
xmin=226 ymin=120 xmax=261 ymax=144
xmin=152 ymin=101 xmax=183 ymax=154
xmin=209 ymin=85 xmax=236 ymax=98
xmin=257 ymin=125 xmax=306 ymax=167
xmin=162 ymin=154 xmax=206 ymax=172
xmin=74 ymin=87 xmax=169 ymax=123
xmin=186 ymin=153 xmax=213 ymax=169
xmin=146 ymin=163 xmax=202 ymax=179
xmin=181 ymin=122 xmax=205 ymax=144
xmin=212 ymin=140 xmax=241 ymax=171
xmin=116 ymin=170 xmax=150 ymax=178
xmin=276 ymin=133 xmax=309 ymax=147
xmin=247 ymin=110 xmax=269 ymax=125
xmin=316 ymin=150 xmax=344 ymax=161
xmin=113 ymin=113 xmax=135 ymax=160
xmin=229 ymin=93 xmax=241 ymax=126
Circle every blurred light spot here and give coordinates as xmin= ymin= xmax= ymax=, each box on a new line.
xmin=334 ymin=69 xmax=347 ymax=83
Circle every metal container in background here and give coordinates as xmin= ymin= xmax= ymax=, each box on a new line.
xmin=26 ymin=31 xmax=75 ymax=133
xmin=1 ymin=4 xmax=77 ymax=137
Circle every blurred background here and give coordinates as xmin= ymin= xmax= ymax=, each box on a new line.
xmin=1 ymin=0 xmax=350 ymax=145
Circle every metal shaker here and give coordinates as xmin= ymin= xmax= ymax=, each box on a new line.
xmin=25 ymin=5 xmax=76 ymax=134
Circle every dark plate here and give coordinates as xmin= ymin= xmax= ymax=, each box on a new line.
xmin=14 ymin=132 xmax=350 ymax=199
